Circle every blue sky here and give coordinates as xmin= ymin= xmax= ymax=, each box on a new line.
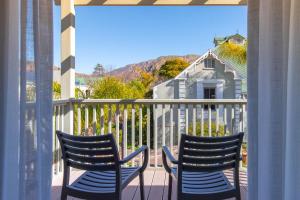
xmin=53 ymin=5 xmax=247 ymax=74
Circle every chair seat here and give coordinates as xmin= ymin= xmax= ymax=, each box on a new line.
xmin=171 ymin=167 xmax=234 ymax=195
xmin=69 ymin=167 xmax=141 ymax=193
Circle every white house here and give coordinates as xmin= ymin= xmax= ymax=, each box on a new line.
xmin=153 ymin=35 xmax=247 ymax=140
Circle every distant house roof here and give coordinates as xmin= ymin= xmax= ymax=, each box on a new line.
xmin=75 ymin=76 xmax=99 ymax=86
xmin=75 ymin=77 xmax=87 ymax=86
xmin=213 ymin=33 xmax=246 ymax=46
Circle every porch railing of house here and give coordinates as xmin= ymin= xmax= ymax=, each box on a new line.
xmin=52 ymin=98 xmax=247 ymax=175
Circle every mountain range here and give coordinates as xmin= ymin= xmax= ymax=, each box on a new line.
xmin=104 ymin=54 xmax=199 ymax=81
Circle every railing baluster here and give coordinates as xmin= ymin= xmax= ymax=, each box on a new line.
xmin=177 ymin=104 xmax=181 ymax=147
xmin=241 ymin=104 xmax=245 ymax=132
xmin=100 ymin=104 xmax=104 ymax=135
xmin=139 ymin=104 xmax=143 ymax=165
xmin=59 ymin=106 xmax=64 ymax=172
xmin=192 ymin=104 xmax=196 ymax=136
xmin=123 ymin=104 xmax=128 ymax=159
xmin=131 ymin=104 xmax=135 ymax=166
xmin=208 ymin=105 xmax=212 ymax=137
xmin=147 ymin=105 xmax=150 ymax=167
xmin=231 ymin=105 xmax=234 ymax=135
xmin=60 ymin=105 xmax=64 ymax=132
xmin=224 ymin=105 xmax=227 ymax=135
xmin=154 ymin=104 xmax=158 ymax=167
xmin=52 ymin=107 xmax=56 ymax=175
xmin=170 ymin=104 xmax=174 ymax=154
xmin=162 ymin=104 xmax=166 ymax=146
xmin=201 ymin=105 xmax=204 ymax=136
xmin=55 ymin=106 xmax=60 ymax=174
xmin=108 ymin=104 xmax=112 ymax=133
xmin=77 ymin=105 xmax=81 ymax=135
xmin=93 ymin=105 xmax=97 ymax=135
xmin=185 ymin=104 xmax=189 ymax=135
xmin=216 ymin=105 xmax=220 ymax=136
xmin=116 ymin=104 xmax=120 ymax=150
xmin=85 ymin=106 xmax=89 ymax=133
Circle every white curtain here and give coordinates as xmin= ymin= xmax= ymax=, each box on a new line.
xmin=0 ymin=0 xmax=53 ymax=199
xmin=248 ymin=0 xmax=300 ymax=199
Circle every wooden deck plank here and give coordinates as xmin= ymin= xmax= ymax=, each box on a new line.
xmin=162 ymin=172 xmax=170 ymax=200
xmin=146 ymin=169 xmax=166 ymax=200
xmin=122 ymin=174 xmax=139 ymax=200
xmin=133 ymin=169 xmax=155 ymax=200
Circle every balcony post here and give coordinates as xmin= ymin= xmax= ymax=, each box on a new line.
xmin=60 ymin=0 xmax=75 ymax=134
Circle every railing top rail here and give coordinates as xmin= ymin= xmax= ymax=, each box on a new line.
xmin=53 ymin=98 xmax=247 ymax=106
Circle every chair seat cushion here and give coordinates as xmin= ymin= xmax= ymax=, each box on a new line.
xmin=69 ymin=167 xmax=140 ymax=193
xmin=171 ymin=167 xmax=234 ymax=195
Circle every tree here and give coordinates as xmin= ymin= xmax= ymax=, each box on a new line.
xmin=217 ymin=41 xmax=247 ymax=65
xmin=158 ymin=58 xmax=189 ymax=79
xmin=53 ymin=81 xmax=61 ymax=99
xmin=90 ymin=76 xmax=146 ymax=99
xmin=93 ymin=63 xmax=105 ymax=77
xmin=127 ymin=80 xmax=147 ymax=99
xmin=138 ymin=69 xmax=156 ymax=89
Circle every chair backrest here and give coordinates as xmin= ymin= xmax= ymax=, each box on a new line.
xmin=178 ymin=133 xmax=244 ymax=173
xmin=56 ymin=131 xmax=120 ymax=172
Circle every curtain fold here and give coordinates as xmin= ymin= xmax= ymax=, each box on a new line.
xmin=248 ymin=0 xmax=300 ymax=199
xmin=19 ymin=0 xmax=53 ymax=199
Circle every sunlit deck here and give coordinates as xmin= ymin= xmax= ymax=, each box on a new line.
xmin=51 ymin=168 xmax=248 ymax=200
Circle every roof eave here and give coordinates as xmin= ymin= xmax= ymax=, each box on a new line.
xmin=54 ymin=0 xmax=247 ymax=6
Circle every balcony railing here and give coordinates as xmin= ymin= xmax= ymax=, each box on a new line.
xmin=52 ymin=98 xmax=247 ymax=175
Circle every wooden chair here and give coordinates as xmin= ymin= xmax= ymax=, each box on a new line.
xmin=56 ymin=131 xmax=149 ymax=200
xmin=162 ymin=133 xmax=244 ymax=200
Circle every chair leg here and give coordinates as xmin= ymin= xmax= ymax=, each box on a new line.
xmin=168 ymin=174 xmax=172 ymax=200
xmin=139 ymin=172 xmax=145 ymax=200
xmin=61 ymin=189 xmax=67 ymax=200
xmin=236 ymin=192 xmax=241 ymax=200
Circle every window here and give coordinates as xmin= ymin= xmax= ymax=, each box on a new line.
xmin=204 ymin=88 xmax=216 ymax=109
xmin=204 ymin=58 xmax=215 ymax=69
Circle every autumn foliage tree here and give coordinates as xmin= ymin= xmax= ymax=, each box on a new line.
xmin=158 ymin=58 xmax=189 ymax=79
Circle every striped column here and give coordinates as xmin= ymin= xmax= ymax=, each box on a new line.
xmin=61 ymin=0 xmax=75 ymax=134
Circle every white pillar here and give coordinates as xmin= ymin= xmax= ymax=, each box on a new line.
xmin=61 ymin=0 xmax=75 ymax=134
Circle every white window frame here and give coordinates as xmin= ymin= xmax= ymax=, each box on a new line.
xmin=204 ymin=58 xmax=216 ymax=69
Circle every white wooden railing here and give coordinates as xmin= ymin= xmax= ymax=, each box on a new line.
xmin=52 ymin=98 xmax=247 ymax=175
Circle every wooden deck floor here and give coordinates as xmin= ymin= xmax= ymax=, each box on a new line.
xmin=52 ymin=169 xmax=248 ymax=200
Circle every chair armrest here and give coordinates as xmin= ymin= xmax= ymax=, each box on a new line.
xmin=120 ymin=145 xmax=149 ymax=171
xmin=162 ymin=146 xmax=178 ymax=173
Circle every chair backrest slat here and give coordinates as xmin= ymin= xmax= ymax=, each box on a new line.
xmin=67 ymin=160 xmax=117 ymax=171
xmin=57 ymin=131 xmax=119 ymax=172
xmin=182 ymin=161 xmax=236 ymax=172
xmin=61 ymin=138 xmax=113 ymax=148
xmin=182 ymin=153 xmax=237 ymax=164
xmin=183 ymin=146 xmax=238 ymax=157
xmin=65 ymin=145 xmax=114 ymax=156
xmin=65 ymin=152 xmax=115 ymax=163
xmin=184 ymin=139 xmax=240 ymax=149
